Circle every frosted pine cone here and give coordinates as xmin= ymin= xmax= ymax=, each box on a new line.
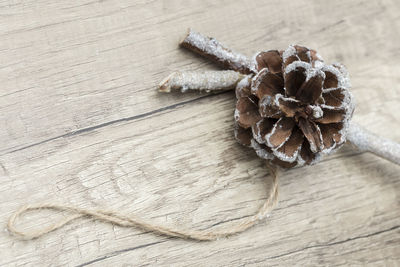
xmin=234 ymin=45 xmax=355 ymax=168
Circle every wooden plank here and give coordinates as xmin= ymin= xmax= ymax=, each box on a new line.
xmin=0 ymin=0 xmax=399 ymax=266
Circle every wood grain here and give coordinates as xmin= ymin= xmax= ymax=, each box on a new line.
xmin=0 ymin=0 xmax=399 ymax=266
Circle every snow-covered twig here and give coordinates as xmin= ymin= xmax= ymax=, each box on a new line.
xmin=347 ymin=122 xmax=400 ymax=165
xmin=180 ymin=29 xmax=252 ymax=74
xmin=159 ymin=70 xmax=245 ymax=93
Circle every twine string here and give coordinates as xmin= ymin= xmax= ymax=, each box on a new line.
xmin=7 ymin=163 xmax=279 ymax=241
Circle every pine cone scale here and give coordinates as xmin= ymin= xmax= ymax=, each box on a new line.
xmin=235 ymin=96 xmax=261 ymax=128
xmin=316 ymin=108 xmax=346 ymax=124
xmin=319 ymin=123 xmax=343 ymax=150
xmin=265 ymin=117 xmax=295 ymax=148
xmin=322 ymin=88 xmax=346 ymax=107
xmin=299 ymin=140 xmax=316 ymax=164
xmin=298 ymin=118 xmax=324 ymax=153
xmin=252 ymin=118 xmax=276 ymax=144
xmin=295 ymin=70 xmax=325 ymax=104
xmin=234 ymin=125 xmax=253 ymax=146
xmin=273 ymin=127 xmax=304 ymax=161
xmin=284 ymin=63 xmax=308 ymax=97
xmin=254 ymin=50 xmax=283 ymax=73
xmin=277 ymin=96 xmax=303 ymax=117
xmin=323 ymin=70 xmax=339 ymax=88
xmin=259 ymin=95 xmax=282 ymax=118
xmin=251 ymin=69 xmax=284 ymax=99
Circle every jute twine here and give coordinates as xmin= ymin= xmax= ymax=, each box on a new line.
xmin=7 ymin=163 xmax=279 ymax=241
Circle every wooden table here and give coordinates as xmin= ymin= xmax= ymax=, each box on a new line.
xmin=1 ymin=0 xmax=399 ymax=266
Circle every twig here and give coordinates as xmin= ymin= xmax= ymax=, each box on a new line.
xmin=180 ymin=29 xmax=253 ymax=74
xmin=159 ymin=70 xmax=245 ymax=93
xmin=347 ymin=122 xmax=400 ymax=165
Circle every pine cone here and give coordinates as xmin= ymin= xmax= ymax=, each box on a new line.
xmin=234 ymin=45 xmax=355 ymax=168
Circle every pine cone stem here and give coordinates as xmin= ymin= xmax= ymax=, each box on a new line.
xmin=159 ymin=70 xmax=244 ymax=93
xmin=180 ymin=29 xmax=253 ymax=74
xmin=347 ymin=122 xmax=400 ymax=165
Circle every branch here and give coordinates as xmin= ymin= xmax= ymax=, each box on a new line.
xmin=347 ymin=122 xmax=400 ymax=165
xmin=159 ymin=70 xmax=244 ymax=93
xmin=180 ymin=29 xmax=253 ymax=74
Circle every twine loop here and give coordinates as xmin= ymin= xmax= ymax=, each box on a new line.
xmin=8 ymin=163 xmax=279 ymax=241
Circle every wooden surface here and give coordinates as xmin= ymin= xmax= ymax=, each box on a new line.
xmin=1 ymin=0 xmax=399 ymax=266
